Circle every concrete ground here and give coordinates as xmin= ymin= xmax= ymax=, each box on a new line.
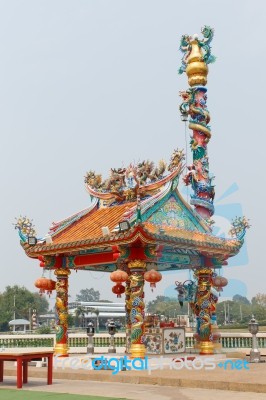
xmin=1 ymin=378 xmax=266 ymax=400
xmin=1 ymin=352 xmax=266 ymax=398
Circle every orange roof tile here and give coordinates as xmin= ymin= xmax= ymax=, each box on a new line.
xmin=143 ymin=222 xmax=241 ymax=250
xmin=52 ymin=202 xmax=136 ymax=244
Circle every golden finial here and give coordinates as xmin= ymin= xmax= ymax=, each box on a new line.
xmin=186 ymin=37 xmax=208 ymax=86
xmin=178 ymin=27 xmax=216 ymax=87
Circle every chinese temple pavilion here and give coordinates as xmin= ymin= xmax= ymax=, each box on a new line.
xmin=16 ymin=27 xmax=249 ymax=358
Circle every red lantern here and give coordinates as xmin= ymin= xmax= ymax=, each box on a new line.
xmin=35 ymin=277 xmax=46 ymax=296
xmin=45 ymin=279 xmax=56 ymax=296
xmin=144 ymin=269 xmax=162 ymax=291
xmin=212 ymin=276 xmax=228 ymax=295
xmin=112 ymin=246 xmax=121 ymax=261
xmin=34 ymin=277 xmax=56 ymax=297
xmin=38 ymin=256 xmax=45 ymax=268
xmin=112 ymin=283 xmax=125 ymax=298
xmin=212 ymin=276 xmax=228 ymax=288
xmin=110 ymin=270 xmax=128 ymax=283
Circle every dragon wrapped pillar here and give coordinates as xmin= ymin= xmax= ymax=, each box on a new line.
xmin=125 ymin=279 xmax=132 ymax=353
xmin=179 ymin=26 xmax=216 ymax=220
xmin=191 ymin=268 xmax=219 ymax=355
xmin=54 ymin=268 xmax=71 ymax=357
xmin=128 ymin=260 xmax=146 ymax=359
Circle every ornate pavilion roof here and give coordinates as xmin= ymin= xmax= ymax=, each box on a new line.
xmin=20 ymin=148 xmax=243 ymax=271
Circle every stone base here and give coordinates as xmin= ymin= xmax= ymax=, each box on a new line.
xmin=108 ymin=348 xmax=116 ymax=353
xmin=54 ymin=343 xmax=69 ymax=357
xmin=199 ymin=341 xmax=214 ymax=355
xmin=130 ymin=343 xmax=146 ymax=359
xmin=250 ymin=349 xmax=261 ymax=363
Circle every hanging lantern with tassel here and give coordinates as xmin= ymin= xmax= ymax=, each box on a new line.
xmin=110 ymin=270 xmax=128 ymax=298
xmin=212 ymin=276 xmax=228 ymax=295
xmin=112 ymin=283 xmax=125 ymax=298
xmin=34 ymin=277 xmax=56 ymax=297
xmin=110 ymin=270 xmax=128 ymax=284
xmin=38 ymin=256 xmax=46 ymax=268
xmin=144 ymin=269 xmax=162 ymax=291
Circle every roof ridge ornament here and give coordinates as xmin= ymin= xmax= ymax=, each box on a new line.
xmin=229 ymin=216 xmax=251 ymax=241
xmin=178 ymin=25 xmax=216 ymax=86
xmin=84 ymin=149 xmax=184 ymax=203
xmin=14 ymin=216 xmax=37 ymax=243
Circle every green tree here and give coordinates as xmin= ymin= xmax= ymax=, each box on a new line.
xmin=0 ymin=285 xmax=49 ymax=332
xmin=216 ymin=300 xmax=253 ymax=325
xmin=147 ymin=296 xmax=187 ymax=317
xmin=93 ymin=308 xmax=100 ymax=333
xmin=251 ymin=304 xmax=266 ymax=322
xmin=68 ymin=314 xmax=75 ymax=328
xmin=76 ymin=288 xmax=100 ymax=302
xmin=74 ymin=306 xmax=87 ymax=327
xmin=233 ymin=294 xmax=250 ymax=305
xmin=85 ymin=307 xmax=100 ymax=332
xmin=36 ymin=325 xmax=51 ymax=334
xmin=251 ymin=293 xmax=266 ymax=308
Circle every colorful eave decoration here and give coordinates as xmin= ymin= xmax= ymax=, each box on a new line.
xmin=18 ymin=146 xmax=243 ymax=273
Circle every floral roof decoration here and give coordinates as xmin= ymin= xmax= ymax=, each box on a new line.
xmin=229 ymin=216 xmax=251 ymax=241
xmin=14 ymin=216 xmax=36 ymax=243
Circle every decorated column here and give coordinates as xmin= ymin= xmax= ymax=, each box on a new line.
xmin=125 ymin=279 xmax=132 ymax=353
xmin=54 ymin=268 xmax=71 ymax=357
xmin=179 ymin=26 xmax=216 ymax=221
xmin=179 ymin=27 xmax=219 ymax=354
xmin=190 ymin=268 xmax=218 ymax=355
xmin=128 ymin=260 xmax=146 ymax=359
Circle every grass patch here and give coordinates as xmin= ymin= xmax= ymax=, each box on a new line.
xmin=0 ymin=389 xmax=126 ymax=400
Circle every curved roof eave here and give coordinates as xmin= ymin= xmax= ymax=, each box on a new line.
xmin=22 ymin=223 xmax=243 ymax=260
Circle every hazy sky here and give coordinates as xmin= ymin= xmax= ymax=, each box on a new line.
xmin=0 ymin=0 xmax=264 ymax=304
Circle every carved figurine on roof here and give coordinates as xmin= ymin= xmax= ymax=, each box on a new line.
xmin=84 ymin=149 xmax=185 ymax=205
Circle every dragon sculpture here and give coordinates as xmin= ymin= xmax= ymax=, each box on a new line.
xmin=125 ymin=281 xmax=132 ymax=352
xmin=129 ymin=273 xmax=145 ymax=345
xmin=179 ymin=26 xmax=216 ymax=219
xmin=190 ymin=270 xmax=218 ymax=341
xmin=55 ymin=273 xmax=70 ymax=343
xmin=178 ymin=25 xmax=216 ymax=75
xmin=84 ymin=149 xmax=184 ymax=202
xmin=174 ymin=280 xmax=196 ymax=307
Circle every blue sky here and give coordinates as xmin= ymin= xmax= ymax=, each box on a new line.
xmin=0 ymin=0 xmax=264 ymax=302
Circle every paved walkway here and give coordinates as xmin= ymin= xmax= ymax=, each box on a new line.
xmin=1 ymin=352 xmax=266 ymax=397
xmin=1 ymin=378 xmax=266 ymax=400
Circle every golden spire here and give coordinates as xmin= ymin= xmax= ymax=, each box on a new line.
xmin=186 ymin=38 xmax=208 ymax=87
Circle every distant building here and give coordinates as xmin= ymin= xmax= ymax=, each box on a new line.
xmin=38 ymin=312 xmax=56 ymax=327
xmin=9 ymin=319 xmax=30 ymax=333
xmin=69 ymin=301 xmax=125 ymax=328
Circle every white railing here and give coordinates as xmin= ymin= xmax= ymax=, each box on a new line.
xmin=0 ymin=332 xmax=265 ymax=353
